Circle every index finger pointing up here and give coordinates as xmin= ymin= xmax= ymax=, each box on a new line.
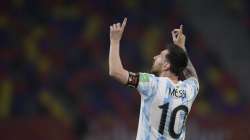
xmin=121 ymin=17 xmax=127 ymax=29
xmin=180 ymin=25 xmax=183 ymax=34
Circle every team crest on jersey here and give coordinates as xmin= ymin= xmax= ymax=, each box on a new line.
xmin=168 ymin=88 xmax=186 ymax=98
xmin=140 ymin=73 xmax=149 ymax=82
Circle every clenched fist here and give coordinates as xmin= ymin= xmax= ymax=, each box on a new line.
xmin=110 ymin=18 xmax=127 ymax=42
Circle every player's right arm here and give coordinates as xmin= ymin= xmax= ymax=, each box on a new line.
xmin=108 ymin=18 xmax=153 ymax=92
xmin=171 ymin=25 xmax=198 ymax=80
xmin=109 ymin=18 xmax=129 ymax=85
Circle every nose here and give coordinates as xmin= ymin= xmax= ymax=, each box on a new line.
xmin=153 ymin=56 xmax=157 ymax=60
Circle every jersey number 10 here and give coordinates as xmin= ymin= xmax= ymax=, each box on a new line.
xmin=158 ymin=103 xmax=188 ymax=139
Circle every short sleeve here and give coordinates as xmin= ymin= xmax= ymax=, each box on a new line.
xmin=184 ymin=77 xmax=199 ymax=95
xmin=137 ymin=73 xmax=157 ymax=98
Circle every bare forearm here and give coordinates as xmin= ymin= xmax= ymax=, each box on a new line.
xmin=109 ymin=40 xmax=128 ymax=84
xmin=109 ymin=41 xmax=123 ymax=73
xmin=108 ymin=18 xmax=129 ymax=84
xmin=182 ymin=47 xmax=198 ymax=79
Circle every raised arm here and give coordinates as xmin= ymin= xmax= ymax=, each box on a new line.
xmin=109 ymin=18 xmax=129 ymax=84
xmin=171 ymin=25 xmax=198 ymax=80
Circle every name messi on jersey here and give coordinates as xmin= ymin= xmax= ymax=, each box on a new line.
xmin=168 ymin=88 xmax=186 ymax=98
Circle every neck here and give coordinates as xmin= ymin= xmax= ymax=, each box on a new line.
xmin=159 ymin=71 xmax=179 ymax=84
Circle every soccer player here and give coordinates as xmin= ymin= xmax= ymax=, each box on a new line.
xmin=109 ymin=18 xmax=199 ymax=140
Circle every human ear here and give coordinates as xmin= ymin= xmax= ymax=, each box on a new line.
xmin=162 ymin=63 xmax=170 ymax=71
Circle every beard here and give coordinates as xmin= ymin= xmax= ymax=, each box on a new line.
xmin=151 ymin=64 xmax=160 ymax=76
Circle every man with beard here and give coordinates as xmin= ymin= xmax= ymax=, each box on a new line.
xmin=109 ymin=18 xmax=199 ymax=140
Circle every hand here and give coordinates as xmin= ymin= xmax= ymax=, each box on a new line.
xmin=171 ymin=25 xmax=186 ymax=48
xmin=110 ymin=17 xmax=127 ymax=42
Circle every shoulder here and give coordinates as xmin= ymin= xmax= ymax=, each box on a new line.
xmin=183 ymin=77 xmax=199 ymax=91
xmin=183 ymin=77 xmax=199 ymax=85
xmin=139 ymin=72 xmax=156 ymax=81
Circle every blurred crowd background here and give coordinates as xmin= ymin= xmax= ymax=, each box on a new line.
xmin=0 ymin=0 xmax=250 ymax=140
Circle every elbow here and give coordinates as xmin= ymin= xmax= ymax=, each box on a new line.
xmin=109 ymin=68 xmax=117 ymax=77
xmin=109 ymin=68 xmax=128 ymax=84
xmin=109 ymin=70 xmax=120 ymax=78
xmin=109 ymin=70 xmax=115 ymax=77
xmin=109 ymin=67 xmax=124 ymax=78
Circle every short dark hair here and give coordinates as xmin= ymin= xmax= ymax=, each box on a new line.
xmin=165 ymin=44 xmax=188 ymax=76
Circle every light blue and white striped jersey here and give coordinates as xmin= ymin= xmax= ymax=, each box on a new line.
xmin=135 ymin=73 xmax=199 ymax=140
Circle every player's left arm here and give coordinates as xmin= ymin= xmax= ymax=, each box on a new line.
xmin=172 ymin=25 xmax=199 ymax=93
xmin=172 ymin=25 xmax=198 ymax=80
xmin=109 ymin=18 xmax=139 ymax=87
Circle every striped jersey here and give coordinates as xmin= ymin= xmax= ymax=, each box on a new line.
xmin=135 ymin=73 xmax=199 ymax=140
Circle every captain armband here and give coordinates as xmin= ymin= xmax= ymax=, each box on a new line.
xmin=126 ymin=72 xmax=139 ymax=88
